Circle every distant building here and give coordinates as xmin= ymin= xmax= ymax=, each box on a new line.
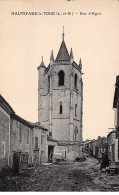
xmin=82 ymin=139 xmax=94 ymax=157
xmin=94 ymin=136 xmax=107 ymax=159
xmin=38 ymin=30 xmax=83 ymax=160
xmin=82 ymin=136 xmax=107 ymax=160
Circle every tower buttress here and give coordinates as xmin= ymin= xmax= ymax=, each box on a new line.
xmin=37 ymin=57 xmax=46 ymax=122
xmin=37 ymin=57 xmax=46 ymax=90
xmin=69 ymin=72 xmax=74 ymax=141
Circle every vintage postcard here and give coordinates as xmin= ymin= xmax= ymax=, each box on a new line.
xmin=0 ymin=0 xmax=119 ymax=192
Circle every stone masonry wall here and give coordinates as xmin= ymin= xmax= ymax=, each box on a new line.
xmin=0 ymin=107 xmax=10 ymax=171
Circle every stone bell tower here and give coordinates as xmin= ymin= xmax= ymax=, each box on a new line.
xmin=37 ymin=29 xmax=83 ymax=160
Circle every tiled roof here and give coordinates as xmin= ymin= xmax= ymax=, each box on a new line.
xmin=12 ymin=114 xmax=34 ymax=128
xmin=12 ymin=115 xmax=48 ymax=131
xmin=34 ymin=122 xmax=48 ymax=131
xmin=0 ymin=94 xmax=15 ymax=115
xmin=37 ymin=57 xmax=46 ymax=70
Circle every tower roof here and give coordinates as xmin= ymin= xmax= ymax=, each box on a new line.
xmin=56 ymin=40 xmax=70 ymax=61
xmin=40 ymin=56 xmax=45 ymax=67
xmin=56 ymin=28 xmax=70 ymax=61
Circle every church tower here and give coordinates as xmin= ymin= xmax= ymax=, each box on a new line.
xmin=37 ymin=29 xmax=83 ymax=160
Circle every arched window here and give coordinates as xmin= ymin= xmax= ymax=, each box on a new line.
xmin=75 ymin=126 xmax=78 ymax=133
xmin=74 ymin=73 xmax=78 ymax=89
xmin=58 ymin=70 xmax=65 ymax=86
xmin=59 ymin=102 xmax=62 ymax=114
xmin=75 ymin=104 xmax=77 ymax=116
xmin=48 ymin=75 xmax=50 ymax=91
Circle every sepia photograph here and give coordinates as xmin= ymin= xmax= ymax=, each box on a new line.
xmin=0 ymin=0 xmax=119 ymax=192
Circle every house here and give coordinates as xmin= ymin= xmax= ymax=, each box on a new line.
xmin=10 ymin=114 xmax=34 ymax=172
xmin=107 ymin=131 xmax=117 ymax=162
xmin=106 ymin=75 xmax=119 ymax=174
xmin=10 ymin=116 xmax=48 ymax=172
xmin=82 ymin=136 xmax=107 ymax=160
xmin=82 ymin=139 xmax=95 ymax=157
xmin=94 ymin=136 xmax=107 ymax=160
xmin=33 ymin=123 xmax=48 ymax=164
xmin=113 ymin=75 xmax=119 ymax=163
xmin=0 ymin=95 xmax=14 ymax=171
xmin=0 ymin=94 xmax=48 ymax=172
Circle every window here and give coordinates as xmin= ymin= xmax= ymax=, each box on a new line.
xmin=35 ymin=137 xmax=38 ymax=148
xmin=74 ymin=126 xmax=78 ymax=133
xmin=26 ymin=128 xmax=29 ymax=144
xmin=1 ymin=142 xmax=5 ymax=158
xmin=59 ymin=102 xmax=62 ymax=114
xmin=74 ymin=133 xmax=76 ymax=141
xmin=48 ymin=75 xmax=50 ymax=91
xmin=74 ymin=73 xmax=78 ymax=89
xmin=65 ymin=151 xmax=66 ymax=159
xmin=19 ymin=124 xmax=22 ymax=142
xmin=58 ymin=70 xmax=65 ymax=86
xmin=41 ymin=135 xmax=44 ymax=145
xmin=75 ymin=104 xmax=77 ymax=116
xmin=74 ymin=127 xmax=78 ymax=141
xmin=49 ymin=132 xmax=52 ymax=137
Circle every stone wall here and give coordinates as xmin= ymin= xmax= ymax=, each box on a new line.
xmin=0 ymin=106 xmax=10 ymax=171
xmin=57 ymin=143 xmax=82 ymax=161
xmin=38 ymin=62 xmax=83 ymax=143
xmin=10 ymin=118 xmax=33 ymax=168
xmin=107 ymin=131 xmax=116 ymax=162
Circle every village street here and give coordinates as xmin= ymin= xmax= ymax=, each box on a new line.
xmin=1 ymin=157 xmax=119 ymax=192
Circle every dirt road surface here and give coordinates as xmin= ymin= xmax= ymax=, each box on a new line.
xmin=0 ymin=157 xmax=119 ymax=191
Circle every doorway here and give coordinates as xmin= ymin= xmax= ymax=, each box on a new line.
xmin=48 ymin=146 xmax=54 ymax=163
xmin=13 ymin=152 xmax=29 ymax=173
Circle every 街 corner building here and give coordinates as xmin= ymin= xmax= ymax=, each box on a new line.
xmin=38 ymin=30 xmax=83 ymax=161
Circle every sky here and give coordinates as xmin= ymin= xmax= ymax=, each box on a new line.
xmin=0 ymin=0 xmax=119 ymax=140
